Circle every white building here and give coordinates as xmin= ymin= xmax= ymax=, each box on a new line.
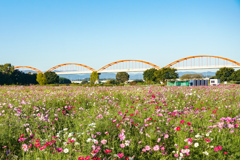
xmin=210 ymin=79 xmax=220 ymax=86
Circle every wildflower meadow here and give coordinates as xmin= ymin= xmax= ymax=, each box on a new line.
xmin=0 ymin=85 xmax=240 ymax=159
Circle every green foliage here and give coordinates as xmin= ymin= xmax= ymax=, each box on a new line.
xmin=106 ymin=79 xmax=118 ymax=84
xmin=180 ymin=73 xmax=203 ymax=80
xmin=81 ymin=79 xmax=89 ymax=85
xmin=154 ymin=67 xmax=178 ymax=82
xmin=90 ymin=71 xmax=99 ymax=84
xmin=59 ymin=77 xmax=71 ymax=84
xmin=231 ymin=69 xmax=240 ymax=81
xmin=116 ymin=72 xmax=129 ymax=83
xmin=215 ymin=67 xmax=235 ymax=82
xmin=44 ymin=71 xmax=59 ymax=84
xmin=0 ymin=63 xmax=37 ymax=85
xmin=143 ymin=68 xmax=158 ymax=83
xmin=210 ymin=76 xmax=216 ymax=79
xmin=0 ymin=63 xmax=14 ymax=74
xmin=36 ymin=73 xmax=47 ymax=85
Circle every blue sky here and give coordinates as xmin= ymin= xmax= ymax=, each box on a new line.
xmin=0 ymin=0 xmax=240 ymax=71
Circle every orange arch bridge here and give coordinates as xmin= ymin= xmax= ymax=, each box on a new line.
xmin=14 ymin=66 xmax=43 ymax=73
xmin=165 ymin=55 xmax=240 ymax=69
xmin=46 ymin=63 xmax=96 ymax=74
xmin=97 ymin=60 xmax=160 ymax=72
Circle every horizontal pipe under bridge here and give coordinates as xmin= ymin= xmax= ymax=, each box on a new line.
xmin=54 ymin=65 xmax=240 ymax=74
xmin=55 ymin=68 xmax=152 ymax=75
xmin=175 ymin=65 xmax=240 ymax=70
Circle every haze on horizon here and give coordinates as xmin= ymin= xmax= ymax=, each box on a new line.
xmin=0 ymin=0 xmax=240 ymax=71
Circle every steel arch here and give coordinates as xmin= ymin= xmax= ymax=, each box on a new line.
xmin=165 ymin=55 xmax=240 ymax=67
xmin=97 ymin=60 xmax=160 ymax=72
xmin=47 ymin=63 xmax=96 ymax=72
xmin=14 ymin=66 xmax=43 ymax=73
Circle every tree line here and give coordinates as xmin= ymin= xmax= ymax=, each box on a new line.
xmin=0 ymin=63 xmax=71 ymax=85
xmin=211 ymin=67 xmax=240 ymax=82
xmin=143 ymin=67 xmax=178 ymax=84
xmin=0 ymin=63 xmax=38 ymax=85
xmin=1 ymin=63 xmax=240 ymax=85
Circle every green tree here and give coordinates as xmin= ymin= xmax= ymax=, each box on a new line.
xmin=106 ymin=79 xmax=118 ymax=84
xmin=143 ymin=68 xmax=157 ymax=83
xmin=116 ymin=72 xmax=129 ymax=83
xmin=180 ymin=73 xmax=203 ymax=80
xmin=154 ymin=67 xmax=178 ymax=83
xmin=81 ymin=79 xmax=89 ymax=85
xmin=90 ymin=71 xmax=99 ymax=84
xmin=44 ymin=71 xmax=59 ymax=84
xmin=36 ymin=73 xmax=47 ymax=85
xmin=231 ymin=69 xmax=240 ymax=81
xmin=59 ymin=77 xmax=71 ymax=84
xmin=0 ymin=63 xmax=14 ymax=74
xmin=215 ymin=67 xmax=235 ymax=82
xmin=0 ymin=63 xmax=14 ymax=85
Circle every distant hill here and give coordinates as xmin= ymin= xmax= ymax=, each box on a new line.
xmin=58 ymin=71 xmax=216 ymax=81
xmin=177 ymin=71 xmax=216 ymax=77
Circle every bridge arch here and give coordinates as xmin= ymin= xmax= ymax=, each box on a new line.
xmin=14 ymin=66 xmax=43 ymax=73
xmin=165 ymin=55 xmax=240 ymax=68
xmin=97 ymin=60 xmax=160 ymax=72
xmin=47 ymin=63 xmax=96 ymax=72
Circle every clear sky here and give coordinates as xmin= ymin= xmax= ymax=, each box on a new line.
xmin=0 ymin=0 xmax=240 ymax=71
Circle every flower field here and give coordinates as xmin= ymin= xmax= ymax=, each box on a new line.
xmin=0 ymin=85 xmax=240 ymax=159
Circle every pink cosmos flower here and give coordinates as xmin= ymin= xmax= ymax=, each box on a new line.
xmin=145 ymin=145 xmax=151 ymax=151
xmin=153 ymin=145 xmax=159 ymax=151
xmin=161 ymin=147 xmax=165 ymax=151
xmin=218 ymin=146 xmax=222 ymax=150
xmin=214 ymin=147 xmax=219 ymax=152
xmin=176 ymin=127 xmax=181 ymax=131
xmin=101 ymin=139 xmax=107 ymax=144
xmin=56 ymin=148 xmax=63 ymax=152
xmin=105 ymin=149 xmax=111 ymax=153
xmin=120 ymin=143 xmax=125 ymax=148
xmin=174 ymin=154 xmax=179 ymax=157
xmin=22 ymin=144 xmax=28 ymax=152
xmin=119 ymin=133 xmax=125 ymax=141
xmin=39 ymin=145 xmax=46 ymax=150
xmin=205 ymin=139 xmax=211 ymax=143
xmin=117 ymin=153 xmax=124 ymax=158
xmin=164 ymin=134 xmax=169 ymax=139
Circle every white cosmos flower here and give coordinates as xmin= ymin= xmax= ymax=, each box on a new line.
xmin=74 ymin=142 xmax=80 ymax=145
xmin=194 ymin=143 xmax=199 ymax=147
xmin=86 ymin=138 xmax=92 ymax=143
xmin=68 ymin=133 xmax=73 ymax=137
xmin=195 ymin=134 xmax=201 ymax=138
xmin=203 ymin=151 xmax=209 ymax=155
xmin=125 ymin=140 xmax=130 ymax=146
xmin=64 ymin=148 xmax=69 ymax=153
